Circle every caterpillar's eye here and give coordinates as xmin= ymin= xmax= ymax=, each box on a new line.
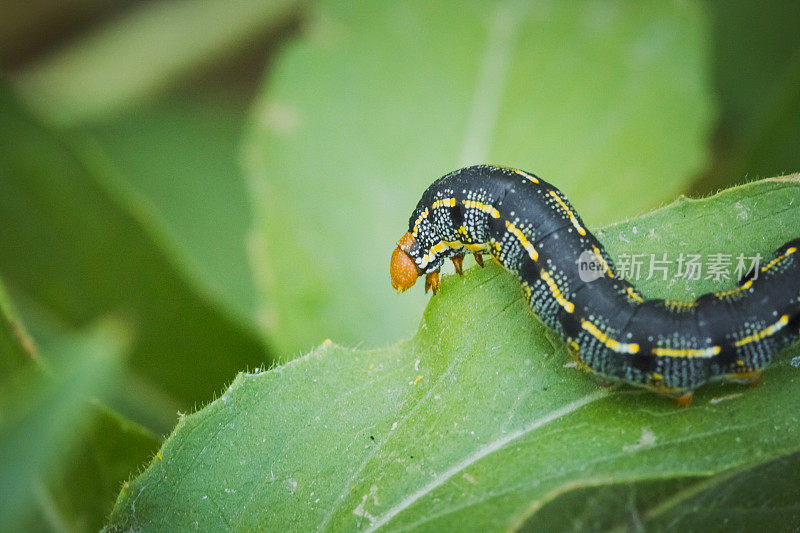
xmin=390 ymin=232 xmax=420 ymax=292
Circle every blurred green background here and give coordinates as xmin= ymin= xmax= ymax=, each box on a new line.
xmin=1 ymin=0 xmax=799 ymax=530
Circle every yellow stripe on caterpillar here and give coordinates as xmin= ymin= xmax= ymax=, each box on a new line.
xmin=715 ymin=279 xmax=753 ymax=298
xmin=413 ymin=200 xmax=456 ymax=237
xmin=548 ymin=190 xmax=586 ymax=236
xmin=762 ymin=247 xmax=797 ymax=272
xmin=581 ymin=319 xmax=639 ymax=354
xmin=664 ymin=299 xmax=699 ymax=311
xmin=513 ymin=169 xmax=539 ymax=183
xmin=412 ymin=208 xmax=429 ymax=235
xmin=651 ymin=346 xmax=721 ymax=358
xmin=421 ymin=240 xmax=468 ymax=263
xmin=462 ymin=200 xmax=500 ymax=218
xmin=432 ymin=198 xmax=456 ymax=209
xmin=504 ymin=220 xmax=539 ymax=261
xmin=540 ymin=270 xmax=575 ymax=313
xmin=430 ymin=241 xmax=448 ymax=254
xmin=419 ymin=239 xmax=474 ymax=266
xmin=734 ymin=315 xmax=790 ymax=347
xmin=592 ymin=245 xmax=614 ymax=278
xmin=419 ymin=243 xmax=445 ymax=266
xmin=626 ymin=286 xmax=644 ymax=303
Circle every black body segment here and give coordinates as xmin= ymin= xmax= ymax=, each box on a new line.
xmin=403 ymin=165 xmax=800 ymax=396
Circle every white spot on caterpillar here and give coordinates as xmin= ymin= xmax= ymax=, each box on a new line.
xmin=623 ymin=427 xmax=656 ymax=452
xmin=463 ymin=473 xmax=477 ymax=484
xmin=414 ymin=358 xmax=420 ymax=371
xmin=563 ymin=361 xmax=578 ymax=368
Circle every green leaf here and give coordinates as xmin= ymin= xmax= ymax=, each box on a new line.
xmin=690 ymin=0 xmax=800 ymax=193
xmin=0 ymin=279 xmax=161 ymax=531
xmin=80 ymin=97 xmax=260 ymax=323
xmin=0 ymin=275 xmax=38 ymax=392
xmin=244 ymin=0 xmax=714 ymax=356
xmin=0 ymin=87 xmax=272 ymax=426
xmin=0 ymin=271 xmax=156 ymax=531
xmin=0 ymin=320 xmax=127 ymax=531
xmin=34 ymin=404 xmax=161 ymax=533
xmin=12 ymin=0 xmax=304 ymax=125
xmin=520 ymin=450 xmax=800 ymax=531
xmin=106 ymin=177 xmax=800 ymax=531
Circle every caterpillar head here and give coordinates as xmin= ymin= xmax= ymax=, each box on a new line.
xmin=390 ymin=232 xmax=421 ymax=292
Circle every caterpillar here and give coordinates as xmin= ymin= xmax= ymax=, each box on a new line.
xmin=389 ymin=165 xmax=800 ymax=406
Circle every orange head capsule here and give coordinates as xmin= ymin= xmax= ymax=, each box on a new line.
xmin=390 ymin=232 xmax=421 ymax=292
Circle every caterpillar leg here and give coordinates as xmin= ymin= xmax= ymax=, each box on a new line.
xmin=656 ymin=385 xmax=694 ymax=407
xmin=451 ymin=254 xmax=465 ymax=275
xmin=425 ymin=270 xmax=440 ymax=294
xmin=674 ymin=391 xmax=694 ymax=408
xmin=724 ymin=369 xmax=764 ymax=387
xmin=473 ymin=252 xmax=484 ymax=267
xmin=567 ymin=342 xmax=590 ymax=372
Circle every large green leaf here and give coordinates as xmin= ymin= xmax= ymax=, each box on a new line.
xmin=0 ymin=270 xmax=159 ymax=531
xmin=0 ymin=88 xmax=272 ymax=425
xmin=519 ymin=450 xmax=800 ymax=530
xmin=690 ymin=0 xmax=800 ymax=193
xmin=637 ymin=450 xmax=800 ymax=530
xmin=81 ymin=97 xmax=260 ymax=323
xmin=36 ymin=404 xmax=161 ymax=533
xmin=106 ymin=177 xmax=800 ymax=531
xmin=245 ymin=0 xmax=714 ymax=356
xmin=0 ymin=276 xmax=37 ymax=393
xmin=0 ymin=321 xmax=127 ymax=531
